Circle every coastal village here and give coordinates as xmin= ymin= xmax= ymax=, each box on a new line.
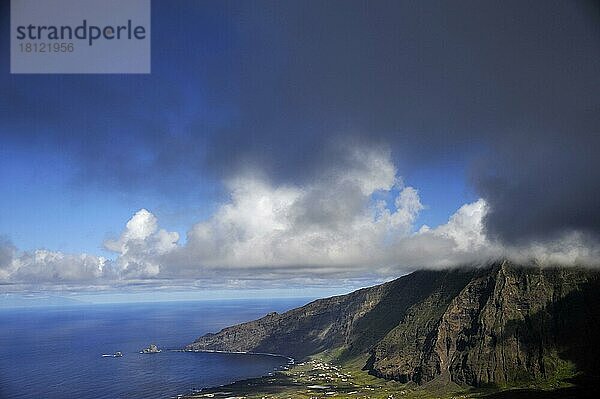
xmin=183 ymin=359 xmax=478 ymax=399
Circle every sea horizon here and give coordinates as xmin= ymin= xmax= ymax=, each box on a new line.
xmin=0 ymin=298 xmax=312 ymax=399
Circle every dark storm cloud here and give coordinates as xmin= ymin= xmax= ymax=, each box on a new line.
xmin=208 ymin=0 xmax=600 ymax=243
xmin=1 ymin=0 xmax=598 ymax=243
xmin=473 ymin=117 xmax=600 ymax=243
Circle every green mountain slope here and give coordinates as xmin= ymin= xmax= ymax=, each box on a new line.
xmin=187 ymin=261 xmax=600 ymax=388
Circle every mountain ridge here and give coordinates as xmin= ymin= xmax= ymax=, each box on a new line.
xmin=187 ymin=261 xmax=600 ymax=388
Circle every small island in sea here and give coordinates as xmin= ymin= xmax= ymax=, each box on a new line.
xmin=101 ymin=351 xmax=123 ymax=358
xmin=140 ymin=344 xmax=161 ymax=354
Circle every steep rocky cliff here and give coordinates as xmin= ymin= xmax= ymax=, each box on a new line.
xmin=187 ymin=261 xmax=600 ymax=387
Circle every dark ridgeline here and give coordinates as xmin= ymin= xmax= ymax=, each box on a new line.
xmin=187 ymin=261 xmax=600 ymax=388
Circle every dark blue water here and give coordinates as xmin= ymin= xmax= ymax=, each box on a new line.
xmin=0 ymin=298 xmax=310 ymax=399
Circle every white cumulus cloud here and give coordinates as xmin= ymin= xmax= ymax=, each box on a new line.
xmin=1 ymin=146 xmax=598 ymax=290
xmin=104 ymin=209 xmax=180 ymax=278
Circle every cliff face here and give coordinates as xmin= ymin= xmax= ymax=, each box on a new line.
xmin=187 ymin=269 xmax=476 ymax=359
xmin=370 ymin=263 xmax=600 ymax=386
xmin=187 ymin=262 xmax=600 ymax=387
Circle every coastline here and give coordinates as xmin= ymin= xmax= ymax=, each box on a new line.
xmin=180 ymin=357 xmax=458 ymax=399
xmin=179 ymin=357 xmax=595 ymax=399
xmin=184 ymin=348 xmax=295 ymax=364
xmin=177 ymin=349 xmax=294 ymax=398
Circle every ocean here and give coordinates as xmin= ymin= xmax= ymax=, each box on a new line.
xmin=0 ymin=298 xmax=311 ymax=399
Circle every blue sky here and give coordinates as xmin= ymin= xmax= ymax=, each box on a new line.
xmin=0 ymin=140 xmax=474 ymax=256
